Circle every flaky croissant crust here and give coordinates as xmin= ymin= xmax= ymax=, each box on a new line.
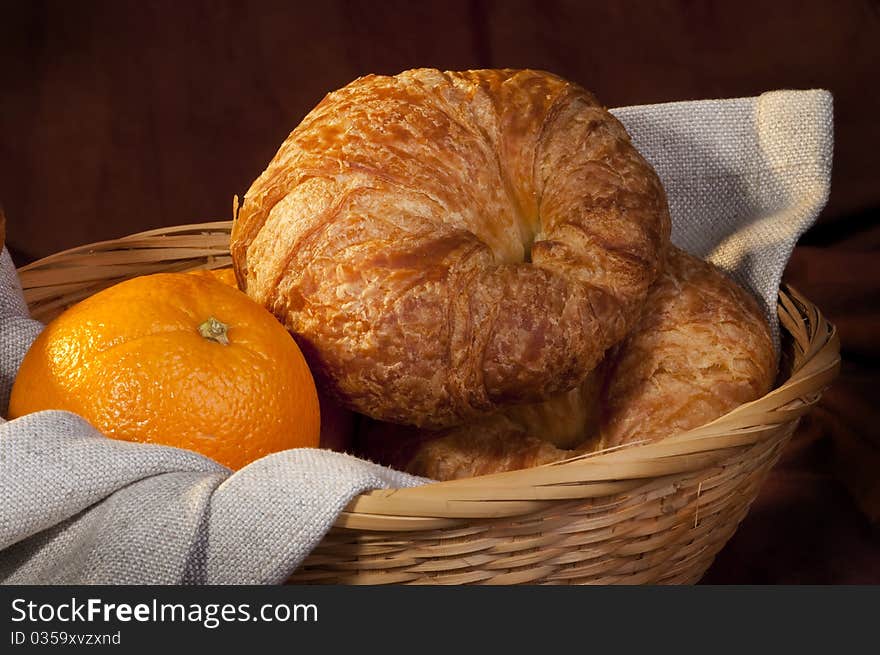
xmin=231 ymin=69 xmax=671 ymax=428
xmin=360 ymin=247 xmax=777 ymax=481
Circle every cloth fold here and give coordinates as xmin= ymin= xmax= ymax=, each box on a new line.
xmin=0 ymin=90 xmax=833 ymax=584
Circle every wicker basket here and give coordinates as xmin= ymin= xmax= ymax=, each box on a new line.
xmin=17 ymin=222 xmax=840 ymax=584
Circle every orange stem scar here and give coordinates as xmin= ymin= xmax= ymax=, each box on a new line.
xmin=198 ymin=317 xmax=229 ymax=345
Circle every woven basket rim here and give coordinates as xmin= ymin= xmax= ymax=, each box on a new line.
xmin=15 ymin=222 xmax=841 ymax=531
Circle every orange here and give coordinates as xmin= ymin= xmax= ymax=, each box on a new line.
xmin=9 ymin=273 xmax=320 ymax=470
xmin=188 ymin=267 xmax=238 ymax=288
xmin=191 ymin=267 xmax=357 ymax=452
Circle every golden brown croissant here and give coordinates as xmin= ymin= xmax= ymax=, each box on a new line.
xmin=598 ymin=246 xmax=776 ymax=448
xmin=231 ymin=69 xmax=671 ymax=428
xmin=357 ymin=247 xmax=776 ymax=480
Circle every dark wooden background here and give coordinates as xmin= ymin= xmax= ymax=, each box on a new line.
xmin=2 ymin=0 xmax=878 ymax=583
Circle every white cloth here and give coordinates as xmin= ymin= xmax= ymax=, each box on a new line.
xmin=0 ymin=90 xmax=833 ymax=584
xmin=613 ymin=90 xmax=833 ymax=347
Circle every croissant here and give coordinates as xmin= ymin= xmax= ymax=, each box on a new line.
xmin=358 ymin=247 xmax=776 ymax=480
xmin=231 ymin=69 xmax=671 ymax=428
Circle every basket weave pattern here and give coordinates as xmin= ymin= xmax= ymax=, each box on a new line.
xmin=17 ymin=223 xmax=840 ymax=585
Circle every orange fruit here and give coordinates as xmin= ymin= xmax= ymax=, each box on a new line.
xmin=189 ymin=268 xmax=357 ymax=452
xmin=188 ymin=267 xmax=238 ymax=288
xmin=9 ymin=273 xmax=320 ymax=470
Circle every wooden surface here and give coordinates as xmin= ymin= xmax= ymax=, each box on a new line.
xmin=1 ymin=0 xmax=878 ymax=583
xmin=2 ymin=0 xmax=878 ymax=261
